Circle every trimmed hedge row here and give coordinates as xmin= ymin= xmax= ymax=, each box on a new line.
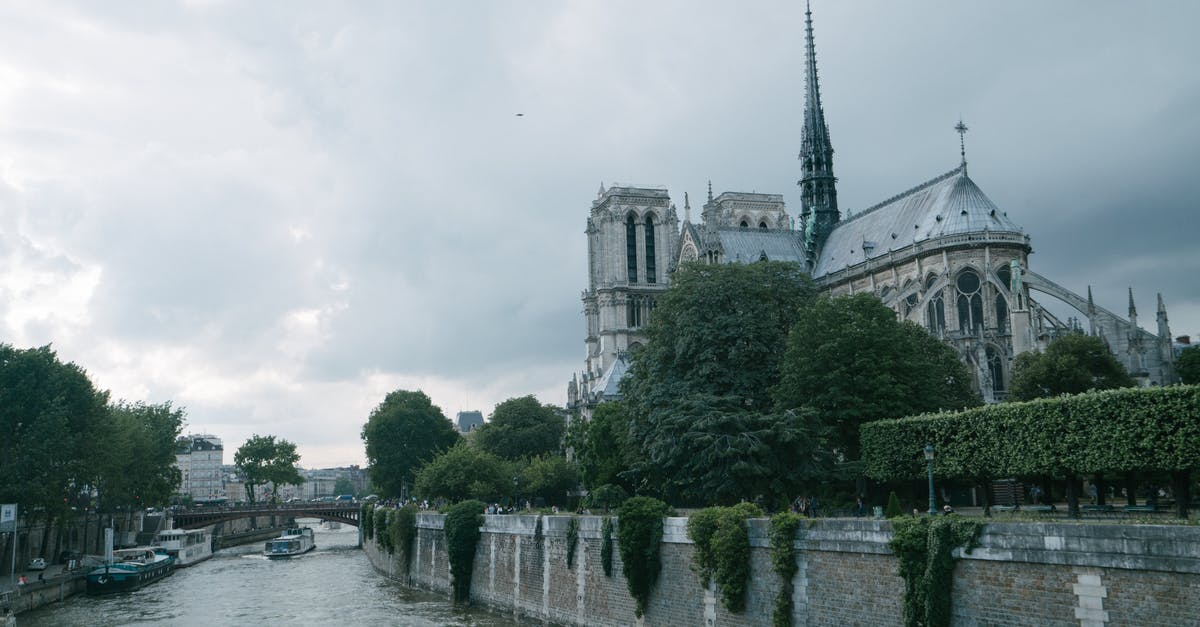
xmin=863 ymin=385 xmax=1200 ymax=481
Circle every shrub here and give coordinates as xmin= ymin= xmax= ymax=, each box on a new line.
xmin=444 ymin=499 xmax=485 ymax=603
xmin=885 ymin=491 xmax=903 ymax=518
xmin=889 ymin=516 xmax=981 ymax=627
xmin=600 ymin=516 xmax=614 ymax=577
xmin=686 ymin=504 xmax=762 ymax=612
xmin=616 ymin=496 xmax=673 ymax=617
xmin=586 ymin=484 xmax=629 ymax=513
xmin=361 ymin=503 xmax=375 ymax=539
xmin=566 ymin=517 xmax=580 ymax=569
xmin=374 ymin=507 xmax=392 ymax=552
xmin=391 ymin=505 xmax=418 ymax=565
xmin=769 ymin=512 xmax=803 ymax=627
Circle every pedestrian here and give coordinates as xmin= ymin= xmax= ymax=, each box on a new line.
xmin=942 ymin=504 xmax=955 ymax=515
xmin=855 ymin=496 xmax=866 ymax=517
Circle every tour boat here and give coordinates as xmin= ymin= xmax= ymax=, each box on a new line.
xmin=155 ymin=528 xmax=214 ymax=567
xmin=85 ymin=547 xmax=174 ymax=595
xmin=263 ymin=527 xmax=315 ymax=558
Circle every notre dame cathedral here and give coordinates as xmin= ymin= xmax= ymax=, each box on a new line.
xmin=566 ymin=4 xmax=1177 ymax=415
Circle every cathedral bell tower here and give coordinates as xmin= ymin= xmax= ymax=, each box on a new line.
xmin=798 ymin=1 xmax=839 ymax=266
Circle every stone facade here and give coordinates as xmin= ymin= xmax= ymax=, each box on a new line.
xmin=364 ymin=515 xmax=1200 ymax=627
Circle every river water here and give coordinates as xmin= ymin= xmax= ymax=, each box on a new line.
xmin=21 ymin=521 xmax=520 ymax=626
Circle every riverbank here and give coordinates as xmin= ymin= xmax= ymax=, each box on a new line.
xmin=363 ymin=513 xmax=1200 ymax=626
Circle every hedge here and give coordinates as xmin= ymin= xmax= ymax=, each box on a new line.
xmin=862 ymin=385 xmax=1200 ymax=480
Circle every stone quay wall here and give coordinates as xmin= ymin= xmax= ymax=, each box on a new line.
xmin=362 ymin=514 xmax=1200 ymax=626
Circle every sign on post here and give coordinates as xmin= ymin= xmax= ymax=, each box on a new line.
xmin=0 ymin=504 xmax=15 ymax=533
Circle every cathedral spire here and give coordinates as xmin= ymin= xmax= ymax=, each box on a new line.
xmin=798 ymin=0 xmax=839 ymax=265
xmin=684 ymin=191 xmax=691 ymax=223
xmin=955 ymin=118 xmax=969 ymax=174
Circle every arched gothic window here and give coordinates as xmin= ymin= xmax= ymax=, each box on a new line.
xmin=987 ymin=346 xmax=1005 ymax=392
xmin=627 ymin=295 xmax=641 ymax=328
xmin=644 ymin=215 xmax=656 ymax=284
xmin=926 ymin=277 xmax=945 ymax=334
xmin=759 ymin=221 xmax=768 ymax=229
xmin=957 ymin=269 xmax=984 ymax=333
xmin=904 ymin=293 xmax=919 ymax=318
xmin=740 ymin=220 xmax=749 ymax=228
xmin=626 ymin=214 xmax=638 ymax=283
xmin=995 ymin=293 xmax=1009 ymax=332
xmin=996 ymin=265 xmax=1012 ymax=292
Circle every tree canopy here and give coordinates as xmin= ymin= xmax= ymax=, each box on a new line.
xmin=1176 ymin=347 xmax=1200 ymax=385
xmin=622 ymin=261 xmax=816 ymax=412
xmin=0 ymin=344 xmax=110 ymax=516
xmin=1008 ymin=332 xmax=1136 ymax=401
xmin=413 ymin=441 xmax=512 ymax=502
xmin=234 ymin=434 xmax=303 ymax=503
xmin=773 ymin=294 xmax=980 ymax=460
xmin=95 ymin=401 xmax=185 ymax=509
xmin=361 ymin=389 xmax=460 ymax=497
xmin=473 ymin=395 xmax=564 ymax=460
xmin=570 ymin=402 xmax=637 ymax=492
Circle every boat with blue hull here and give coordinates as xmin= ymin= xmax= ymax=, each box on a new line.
xmin=263 ymin=527 xmax=315 ymax=558
xmin=85 ymin=547 xmax=174 ymax=595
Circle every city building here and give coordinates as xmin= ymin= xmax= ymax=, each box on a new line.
xmin=175 ymin=434 xmax=225 ymax=503
xmin=455 ymin=410 xmax=484 ymax=433
xmin=567 ymin=4 xmax=1176 ymax=415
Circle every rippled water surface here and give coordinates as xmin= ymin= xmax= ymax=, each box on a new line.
xmin=22 ymin=522 xmax=519 ymax=626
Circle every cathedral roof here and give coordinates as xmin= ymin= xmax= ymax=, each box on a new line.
xmin=592 ymin=353 xmax=629 ymax=401
xmin=714 ymin=228 xmax=807 ymax=264
xmin=812 ymin=164 xmax=1024 ymax=277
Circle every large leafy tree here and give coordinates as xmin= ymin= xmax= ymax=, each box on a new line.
xmin=1008 ymin=332 xmax=1136 ymax=401
xmin=622 ymin=261 xmax=817 ymax=413
xmin=234 ymin=434 xmax=303 ymax=503
xmin=473 ymin=395 xmax=564 ymax=460
xmin=572 ymin=402 xmax=635 ymax=491
xmin=361 ymin=389 xmax=460 ymax=497
xmin=773 ymin=294 xmax=980 ymax=460
xmin=632 ymin=394 xmax=827 ymax=505
xmin=0 ymin=344 xmax=109 ymax=519
xmin=95 ymin=401 xmax=185 ymax=509
xmin=516 ymin=455 xmax=579 ymax=506
xmin=413 ymin=441 xmax=512 ymax=502
xmin=1175 ymin=347 xmax=1200 ymax=384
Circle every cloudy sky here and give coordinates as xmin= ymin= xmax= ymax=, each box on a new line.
xmin=1 ymin=1 xmax=1197 ymax=468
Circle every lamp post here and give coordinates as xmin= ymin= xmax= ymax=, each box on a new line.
xmin=924 ymin=443 xmax=936 ymax=516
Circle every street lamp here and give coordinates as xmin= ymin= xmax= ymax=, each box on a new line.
xmin=924 ymin=443 xmax=936 ymax=516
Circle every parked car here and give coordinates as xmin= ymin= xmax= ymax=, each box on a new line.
xmin=28 ymin=557 xmax=47 ymax=571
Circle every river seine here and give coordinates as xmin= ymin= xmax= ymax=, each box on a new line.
xmin=21 ymin=521 xmax=519 ymax=626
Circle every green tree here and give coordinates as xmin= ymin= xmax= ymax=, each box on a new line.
xmin=630 ymin=395 xmax=827 ymax=505
xmin=773 ymin=294 xmax=979 ymax=460
xmin=573 ymin=402 xmax=635 ymax=491
xmin=361 ymin=389 xmax=460 ymax=498
xmin=516 ymin=455 xmax=579 ymax=506
xmin=1175 ymin=347 xmax=1200 ymax=384
xmin=1008 ymin=332 xmax=1136 ymax=401
xmin=95 ymin=401 xmax=185 ymax=509
xmin=333 ymin=477 xmax=355 ymax=497
xmin=622 ymin=261 xmax=817 ymax=413
xmin=0 ymin=344 xmax=109 ymax=521
xmin=413 ymin=441 xmax=512 ymax=502
xmin=473 ymin=395 xmax=564 ymax=460
xmin=234 ymin=434 xmax=303 ymax=503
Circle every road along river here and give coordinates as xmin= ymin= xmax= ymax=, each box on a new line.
xmin=20 ymin=520 xmax=520 ymax=626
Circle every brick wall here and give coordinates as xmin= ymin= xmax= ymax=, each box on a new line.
xmin=364 ymin=515 xmax=1200 ymax=626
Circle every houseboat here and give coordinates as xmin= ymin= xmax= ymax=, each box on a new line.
xmin=85 ymin=547 xmax=174 ymax=595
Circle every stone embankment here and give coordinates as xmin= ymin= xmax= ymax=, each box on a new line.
xmin=363 ymin=513 xmax=1200 ymax=626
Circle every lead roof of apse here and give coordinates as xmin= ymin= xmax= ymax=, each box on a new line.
xmin=812 ymin=164 xmax=1025 ymax=278
xmin=715 ymin=228 xmax=807 ymax=264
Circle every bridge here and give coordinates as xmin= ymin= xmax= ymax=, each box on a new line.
xmin=170 ymin=501 xmax=363 ymax=529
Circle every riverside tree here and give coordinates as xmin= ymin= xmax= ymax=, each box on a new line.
xmin=234 ymin=434 xmax=303 ymax=503
xmin=1008 ymin=332 xmax=1136 ymax=400
xmin=473 ymin=395 xmax=565 ymax=460
xmin=773 ymin=294 xmax=980 ymax=462
xmin=619 ymin=261 xmax=822 ymax=503
xmin=1178 ymin=347 xmax=1200 ymax=385
xmin=361 ymin=389 xmax=460 ymax=498
xmin=94 ymin=401 xmax=186 ymax=509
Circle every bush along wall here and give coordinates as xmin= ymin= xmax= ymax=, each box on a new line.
xmin=361 ymin=503 xmax=375 ymax=540
xmin=616 ymin=496 xmax=672 ymax=617
xmin=769 ymin=512 xmax=803 ymax=627
xmin=686 ymin=503 xmax=762 ymax=613
xmin=444 ymin=500 xmax=485 ymax=603
xmin=374 ymin=507 xmax=392 ymax=553
xmin=392 ymin=505 xmax=418 ymax=567
xmin=566 ymin=516 xmax=580 ymax=569
xmin=889 ymin=516 xmax=982 ymax=627
xmin=861 ymin=385 xmax=1200 ymax=518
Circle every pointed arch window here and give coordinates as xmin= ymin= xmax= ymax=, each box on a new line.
xmin=926 ymin=277 xmax=945 ymax=333
xmin=904 ymin=293 xmax=919 ymax=318
xmin=987 ymin=346 xmax=1005 ymax=392
xmin=626 ymin=214 xmax=638 ymax=283
xmin=759 ymin=221 xmax=768 ymax=229
xmin=644 ymin=215 xmax=656 ymax=284
xmin=996 ymin=265 xmax=1012 ymax=292
xmin=957 ymin=269 xmax=984 ymax=333
xmin=995 ymin=293 xmax=1009 ymax=332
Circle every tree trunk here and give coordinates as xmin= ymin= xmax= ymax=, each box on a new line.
xmin=1172 ymin=470 xmax=1191 ymax=519
xmin=1124 ymin=472 xmax=1138 ymax=506
xmin=1093 ymin=472 xmax=1106 ymax=506
xmin=1065 ymin=476 xmax=1081 ymax=518
xmin=979 ymin=477 xmax=992 ymax=517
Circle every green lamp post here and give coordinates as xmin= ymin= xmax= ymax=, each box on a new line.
xmin=925 ymin=443 xmax=936 ymax=515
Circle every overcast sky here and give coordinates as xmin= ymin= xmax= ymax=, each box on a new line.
xmin=2 ymin=1 xmax=1197 ymax=468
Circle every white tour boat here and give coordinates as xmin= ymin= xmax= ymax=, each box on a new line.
xmin=155 ymin=527 xmax=214 ymax=567
xmin=263 ymin=527 xmax=315 ymax=558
